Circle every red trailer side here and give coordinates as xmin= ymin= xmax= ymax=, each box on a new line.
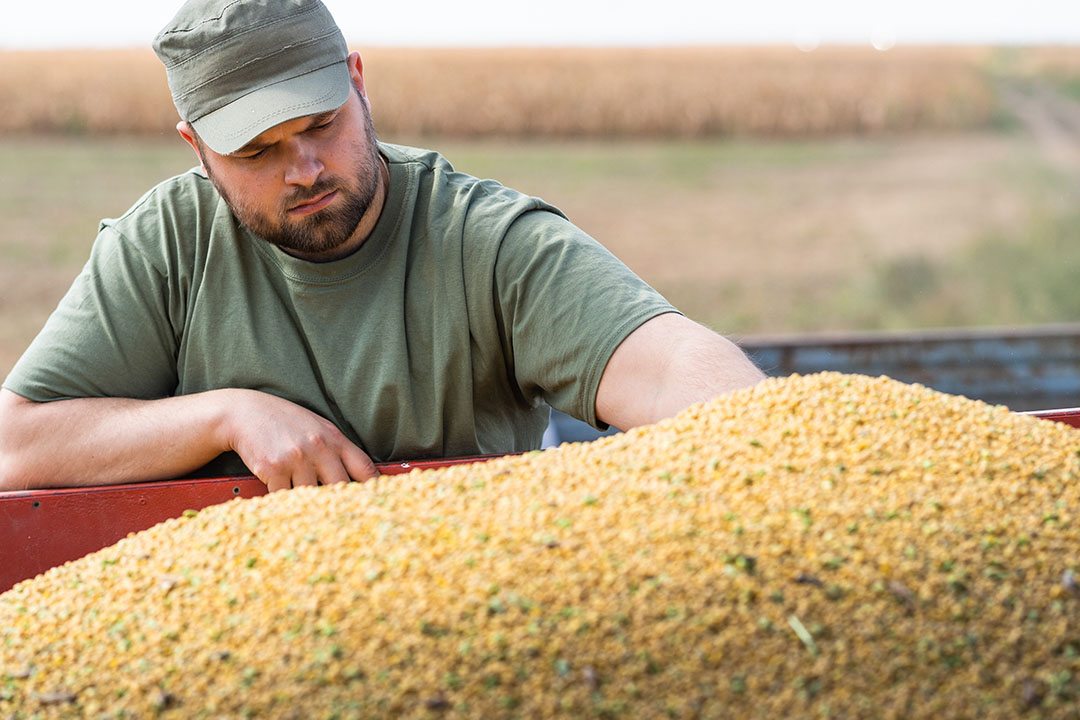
xmin=2 ymin=408 xmax=1078 ymax=595
xmin=0 ymin=456 xmax=494 ymax=594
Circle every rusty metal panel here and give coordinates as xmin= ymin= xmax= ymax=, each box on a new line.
xmin=1026 ymin=408 xmax=1080 ymax=428
xmin=0 ymin=456 xmax=496 ymax=595
xmin=547 ymin=325 xmax=1080 ymax=446
xmin=742 ymin=323 xmax=1080 ymax=411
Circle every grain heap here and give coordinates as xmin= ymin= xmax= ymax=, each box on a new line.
xmin=2 ymin=372 xmax=1080 ymax=719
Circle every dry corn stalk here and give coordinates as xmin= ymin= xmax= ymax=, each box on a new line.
xmin=0 ymin=47 xmax=997 ymax=137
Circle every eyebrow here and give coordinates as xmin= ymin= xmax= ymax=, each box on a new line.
xmin=230 ymin=110 xmax=338 ymax=155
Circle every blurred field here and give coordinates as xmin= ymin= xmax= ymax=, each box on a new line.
xmin=0 ymin=46 xmax=996 ymax=137
xmin=2 ymin=46 xmax=1080 ymax=380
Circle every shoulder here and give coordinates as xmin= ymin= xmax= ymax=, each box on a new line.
xmin=379 ymin=142 xmax=566 ymax=228
xmin=99 ymin=168 xmax=223 ymax=244
xmin=93 ymin=168 xmax=233 ymax=269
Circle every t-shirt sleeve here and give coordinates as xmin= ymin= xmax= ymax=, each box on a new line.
xmin=2 ymin=224 xmax=180 ymax=402
xmin=493 ymin=210 xmax=678 ymax=429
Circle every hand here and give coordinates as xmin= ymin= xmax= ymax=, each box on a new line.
xmin=218 ymin=389 xmax=379 ymax=492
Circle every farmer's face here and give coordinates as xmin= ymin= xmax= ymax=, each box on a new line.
xmin=181 ymin=53 xmax=384 ymax=262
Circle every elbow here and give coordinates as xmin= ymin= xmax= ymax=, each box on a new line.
xmin=0 ymin=443 xmax=29 ymax=492
xmin=0 ymin=393 xmax=35 ymax=492
xmin=0 ymin=428 xmax=31 ymax=492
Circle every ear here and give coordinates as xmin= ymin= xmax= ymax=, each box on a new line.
xmin=176 ymin=121 xmax=209 ymax=173
xmin=346 ymin=51 xmax=368 ymax=102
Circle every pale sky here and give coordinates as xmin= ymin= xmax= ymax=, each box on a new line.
xmin=2 ymin=0 xmax=1078 ymax=50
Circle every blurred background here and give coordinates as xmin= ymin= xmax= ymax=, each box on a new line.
xmin=2 ymin=0 xmax=1080 ymax=393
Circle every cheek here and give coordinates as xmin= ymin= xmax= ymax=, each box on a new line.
xmin=223 ymin=168 xmax=281 ymax=210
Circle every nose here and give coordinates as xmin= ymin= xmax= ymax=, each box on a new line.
xmin=282 ymin=138 xmax=324 ymax=187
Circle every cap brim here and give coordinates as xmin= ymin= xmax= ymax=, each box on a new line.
xmin=191 ymin=60 xmax=351 ymax=156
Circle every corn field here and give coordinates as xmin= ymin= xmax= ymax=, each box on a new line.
xmin=0 ymin=46 xmax=1003 ymax=138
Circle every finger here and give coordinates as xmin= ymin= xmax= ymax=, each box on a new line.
xmin=291 ymin=462 xmax=319 ymax=488
xmin=315 ymin=459 xmax=350 ymax=486
xmin=341 ymin=444 xmax=379 ymax=482
xmin=264 ymin=473 xmax=292 ymax=493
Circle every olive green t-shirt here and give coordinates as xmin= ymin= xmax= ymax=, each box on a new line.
xmin=3 ymin=143 xmax=676 ymax=469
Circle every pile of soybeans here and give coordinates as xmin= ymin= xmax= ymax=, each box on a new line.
xmin=3 ymin=372 xmax=1080 ymax=719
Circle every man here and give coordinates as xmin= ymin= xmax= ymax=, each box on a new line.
xmin=0 ymin=0 xmax=764 ymax=493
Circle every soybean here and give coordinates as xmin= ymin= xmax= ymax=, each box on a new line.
xmin=3 ymin=372 xmax=1080 ymax=718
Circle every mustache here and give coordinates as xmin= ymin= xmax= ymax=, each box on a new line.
xmin=283 ymin=177 xmax=340 ymax=210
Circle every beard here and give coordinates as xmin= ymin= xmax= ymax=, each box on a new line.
xmin=204 ymin=96 xmax=382 ymax=259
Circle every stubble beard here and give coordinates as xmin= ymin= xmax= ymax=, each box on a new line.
xmin=203 ymin=98 xmax=382 ymax=259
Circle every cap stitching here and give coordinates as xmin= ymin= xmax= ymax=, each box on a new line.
xmin=160 ymin=3 xmax=323 ymax=69
xmin=173 ymin=27 xmax=341 ymax=102
xmin=157 ymin=0 xmax=246 ymax=36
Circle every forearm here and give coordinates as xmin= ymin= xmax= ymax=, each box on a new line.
xmin=0 ymin=388 xmax=233 ymax=491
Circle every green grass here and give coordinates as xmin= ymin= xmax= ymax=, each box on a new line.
xmin=419 ymin=135 xmax=880 ymax=194
xmin=824 ymin=210 xmax=1080 ymax=330
xmin=679 ymin=209 xmax=1080 ymax=336
xmin=0 ymin=135 xmax=194 ymax=266
xmin=1050 ymin=75 xmax=1080 ymax=103
xmin=1 ymin=130 xmax=1077 ymax=378
xmin=751 ymin=145 xmax=1080 ymax=333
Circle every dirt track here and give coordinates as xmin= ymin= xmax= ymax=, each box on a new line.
xmin=998 ymin=76 xmax=1080 ymax=171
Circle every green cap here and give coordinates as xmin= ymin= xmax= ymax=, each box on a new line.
xmin=153 ymin=0 xmax=351 ymax=155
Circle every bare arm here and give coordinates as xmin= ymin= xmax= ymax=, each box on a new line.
xmin=0 ymin=388 xmax=378 ymax=492
xmin=595 ymin=312 xmax=765 ymax=431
